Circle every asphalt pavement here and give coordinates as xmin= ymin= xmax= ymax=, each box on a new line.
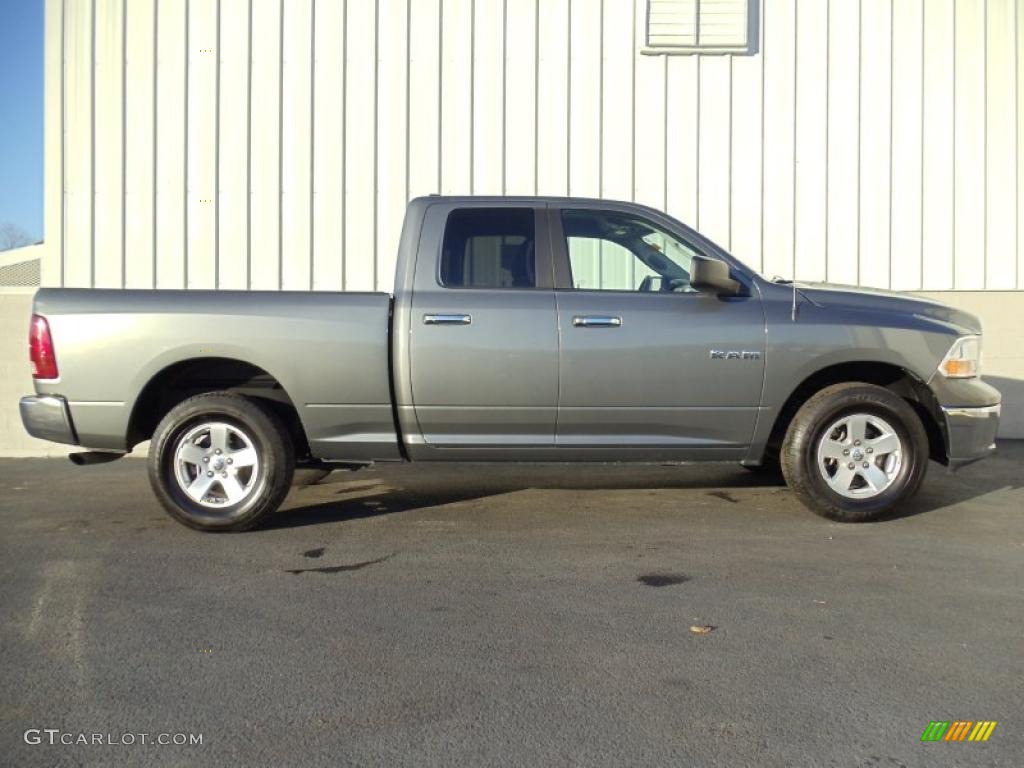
xmin=1 ymin=445 xmax=1022 ymax=767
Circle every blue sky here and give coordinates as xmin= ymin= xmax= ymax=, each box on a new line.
xmin=0 ymin=1 xmax=44 ymax=242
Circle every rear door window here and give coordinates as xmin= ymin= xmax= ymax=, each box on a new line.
xmin=440 ymin=208 xmax=537 ymax=289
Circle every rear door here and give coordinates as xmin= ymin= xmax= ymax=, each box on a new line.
xmin=406 ymin=203 xmax=559 ymax=453
xmin=551 ymin=205 xmax=765 ymax=459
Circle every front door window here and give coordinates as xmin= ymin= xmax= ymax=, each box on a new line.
xmin=561 ymin=209 xmax=702 ymax=293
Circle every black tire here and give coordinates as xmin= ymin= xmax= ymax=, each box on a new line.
xmin=148 ymin=393 xmax=295 ymax=532
xmin=780 ymin=382 xmax=928 ymax=522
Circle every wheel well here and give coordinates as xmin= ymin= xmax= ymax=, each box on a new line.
xmin=766 ymin=362 xmax=947 ymax=464
xmin=127 ymin=358 xmax=311 ymax=459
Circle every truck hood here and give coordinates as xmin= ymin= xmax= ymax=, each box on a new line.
xmin=791 ymin=281 xmax=982 ymax=335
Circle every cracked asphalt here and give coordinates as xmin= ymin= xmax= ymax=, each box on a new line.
xmin=1 ymin=445 xmax=1023 ymax=767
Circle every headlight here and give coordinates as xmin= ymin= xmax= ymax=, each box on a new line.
xmin=938 ymin=335 xmax=981 ymax=378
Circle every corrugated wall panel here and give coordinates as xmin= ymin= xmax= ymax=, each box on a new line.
xmin=859 ymin=0 xmax=892 ymax=289
xmin=440 ymin=0 xmax=472 ymax=196
xmin=344 ymin=0 xmax=377 ymax=290
xmin=281 ymin=0 xmax=314 ymax=291
xmin=123 ymin=0 xmax=155 ymax=289
xmin=953 ymin=0 xmax=986 ymax=290
xmin=1019 ymin=0 xmax=1024 ymax=290
xmin=187 ymin=0 xmax=217 ymax=289
xmin=249 ymin=0 xmax=281 ymax=290
xmin=825 ymin=0 xmax=859 ymax=286
xmin=46 ymin=0 xmax=1024 ymax=293
xmin=664 ymin=55 xmax=698 ymax=236
xmin=890 ymin=0 xmax=924 ymax=291
xmin=63 ymin=0 xmax=92 ymax=288
xmin=503 ymin=0 xmax=535 ymax=194
xmin=218 ymin=0 xmax=251 ymax=290
xmin=537 ymin=0 xmax=570 ymax=195
xmin=408 ymin=0 xmax=441 ymax=198
xmin=793 ymin=0 xmax=826 ymax=283
xmin=986 ymin=0 xmax=1017 ymax=289
xmin=377 ymin=0 xmax=409 ymax=290
xmin=761 ymin=0 xmax=795 ymax=280
xmin=155 ymin=0 xmax=186 ymax=289
xmin=728 ymin=12 xmax=762 ymax=271
xmin=697 ymin=56 xmax=730 ymax=247
xmin=93 ymin=0 xmax=124 ymax=288
xmin=635 ymin=24 xmax=667 ymax=210
xmin=569 ymin=0 xmax=602 ymax=198
xmin=312 ymin=0 xmax=345 ymax=291
xmin=43 ymin=0 xmax=63 ymax=287
xmin=602 ymin=0 xmax=635 ymax=202
xmin=921 ymin=0 xmax=955 ymax=290
xmin=473 ymin=0 xmax=503 ymax=194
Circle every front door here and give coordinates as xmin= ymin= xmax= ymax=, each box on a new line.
xmin=551 ymin=206 xmax=765 ymax=459
xmin=408 ymin=204 xmax=559 ymax=452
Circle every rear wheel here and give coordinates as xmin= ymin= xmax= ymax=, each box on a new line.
xmin=148 ymin=393 xmax=294 ymax=531
xmin=780 ymin=383 xmax=928 ymax=522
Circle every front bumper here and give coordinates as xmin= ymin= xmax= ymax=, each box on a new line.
xmin=20 ymin=395 xmax=79 ymax=445
xmin=941 ymin=403 xmax=1000 ymax=469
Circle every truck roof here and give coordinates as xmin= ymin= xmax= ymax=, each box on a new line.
xmin=411 ymin=194 xmax=641 ymax=207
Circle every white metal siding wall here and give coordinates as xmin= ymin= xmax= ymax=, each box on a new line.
xmin=44 ymin=0 xmax=1024 ymax=292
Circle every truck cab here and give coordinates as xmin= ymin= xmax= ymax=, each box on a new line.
xmin=393 ymin=198 xmax=766 ymax=461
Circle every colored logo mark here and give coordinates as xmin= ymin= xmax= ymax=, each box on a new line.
xmin=920 ymin=721 xmax=997 ymax=742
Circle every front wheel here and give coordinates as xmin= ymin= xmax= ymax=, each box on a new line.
xmin=780 ymin=382 xmax=929 ymax=522
xmin=148 ymin=393 xmax=295 ymax=531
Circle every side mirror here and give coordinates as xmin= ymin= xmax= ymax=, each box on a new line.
xmin=689 ymin=255 xmax=742 ymax=297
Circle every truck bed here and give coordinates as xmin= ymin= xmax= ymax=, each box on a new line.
xmin=32 ymin=288 xmax=402 ymax=460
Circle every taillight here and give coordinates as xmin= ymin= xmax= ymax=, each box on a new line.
xmin=29 ymin=314 xmax=59 ymax=379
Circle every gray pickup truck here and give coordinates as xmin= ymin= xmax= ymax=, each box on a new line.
xmin=21 ymin=197 xmax=1000 ymax=531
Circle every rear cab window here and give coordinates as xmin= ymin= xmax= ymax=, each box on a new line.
xmin=440 ymin=208 xmax=538 ymax=289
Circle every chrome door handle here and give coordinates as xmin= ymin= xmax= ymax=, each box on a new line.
xmin=572 ymin=315 xmax=622 ymax=328
xmin=423 ymin=313 xmax=472 ymax=325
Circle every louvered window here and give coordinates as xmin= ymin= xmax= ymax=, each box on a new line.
xmin=645 ymin=0 xmax=753 ymax=54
